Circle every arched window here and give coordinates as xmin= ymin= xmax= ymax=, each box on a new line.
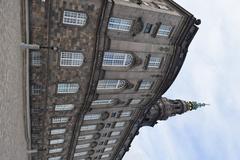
xmin=97 ymin=80 xmax=126 ymax=89
xmin=103 ymin=52 xmax=133 ymax=67
xmin=63 ymin=11 xmax=87 ymax=26
xmin=60 ymin=52 xmax=84 ymax=66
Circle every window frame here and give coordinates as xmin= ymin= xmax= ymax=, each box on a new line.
xmin=49 ymin=148 xmax=63 ymax=154
xmin=80 ymin=125 xmax=97 ymax=131
xmin=50 ymin=139 xmax=64 ymax=145
xmin=97 ymin=80 xmax=126 ymax=90
xmin=31 ymin=51 xmax=41 ymax=66
xmin=157 ymin=24 xmax=173 ymax=37
xmin=55 ymin=104 xmax=74 ymax=111
xmin=115 ymin=122 xmax=125 ymax=128
xmin=60 ymin=51 xmax=84 ymax=67
xmin=57 ymin=83 xmax=79 ymax=94
xmin=62 ymin=10 xmax=87 ymax=26
xmin=148 ymin=56 xmax=162 ymax=68
xmin=108 ymin=17 xmax=132 ymax=31
xmin=139 ymin=80 xmax=153 ymax=90
xmin=102 ymin=52 xmax=133 ymax=67
xmin=84 ymin=114 xmax=101 ymax=121
xmin=50 ymin=128 xmax=66 ymax=135
xmin=52 ymin=117 xmax=69 ymax=124
xmin=91 ymin=99 xmax=113 ymax=105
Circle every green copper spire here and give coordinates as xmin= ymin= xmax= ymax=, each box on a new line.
xmin=186 ymin=101 xmax=209 ymax=110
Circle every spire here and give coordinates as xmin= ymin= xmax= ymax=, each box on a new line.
xmin=186 ymin=101 xmax=209 ymax=111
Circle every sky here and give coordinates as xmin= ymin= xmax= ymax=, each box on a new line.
xmin=124 ymin=0 xmax=240 ymax=160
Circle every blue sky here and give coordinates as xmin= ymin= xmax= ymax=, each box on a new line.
xmin=124 ymin=0 xmax=240 ymax=160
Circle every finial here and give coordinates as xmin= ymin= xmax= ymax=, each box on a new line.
xmin=187 ymin=101 xmax=209 ymax=110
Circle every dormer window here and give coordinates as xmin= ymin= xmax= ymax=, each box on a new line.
xmin=103 ymin=52 xmax=133 ymax=67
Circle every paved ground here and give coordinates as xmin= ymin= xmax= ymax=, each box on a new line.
xmin=0 ymin=0 xmax=28 ymax=159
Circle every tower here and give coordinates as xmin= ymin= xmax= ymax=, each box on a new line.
xmin=141 ymin=97 xmax=207 ymax=127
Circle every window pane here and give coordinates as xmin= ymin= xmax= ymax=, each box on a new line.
xmin=63 ymin=11 xmax=87 ymax=26
xmin=48 ymin=157 xmax=61 ymax=160
xmin=91 ymin=99 xmax=113 ymax=105
xmin=49 ymin=148 xmax=63 ymax=154
xmin=80 ymin=125 xmax=97 ymax=131
xmin=103 ymin=52 xmax=133 ymax=66
xmin=76 ymin=143 xmax=90 ymax=149
xmin=97 ymin=80 xmax=125 ymax=89
xmin=157 ymin=24 xmax=172 ymax=37
xmin=111 ymin=131 xmax=121 ymax=136
xmin=55 ymin=104 xmax=74 ymax=111
xmin=139 ymin=80 xmax=153 ymax=90
xmin=84 ymin=114 xmax=101 ymax=120
xmin=31 ymin=51 xmax=41 ymax=66
xmin=57 ymin=83 xmax=79 ymax=93
xmin=107 ymin=139 xmax=117 ymax=144
xmin=50 ymin=139 xmax=64 ymax=145
xmin=108 ymin=17 xmax=132 ymax=31
xmin=130 ymin=99 xmax=142 ymax=104
xmin=115 ymin=122 xmax=125 ymax=128
xmin=60 ymin=52 xmax=84 ymax=66
xmin=78 ymin=134 xmax=93 ymax=141
xmin=148 ymin=57 xmax=162 ymax=68
xmin=52 ymin=117 xmax=68 ymax=124
xmin=74 ymin=151 xmax=88 ymax=157
xmin=31 ymin=84 xmax=42 ymax=95
xmin=50 ymin=128 xmax=66 ymax=135
xmin=120 ymin=111 xmax=131 ymax=117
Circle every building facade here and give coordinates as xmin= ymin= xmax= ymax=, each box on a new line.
xmin=28 ymin=0 xmax=201 ymax=160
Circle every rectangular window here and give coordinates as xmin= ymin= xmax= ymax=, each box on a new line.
xmin=97 ymin=80 xmax=125 ymax=89
xmin=80 ymin=125 xmax=97 ymax=131
xmin=63 ymin=11 xmax=87 ymax=26
xmin=48 ymin=157 xmax=61 ymax=160
xmin=50 ymin=139 xmax=64 ymax=145
xmin=52 ymin=117 xmax=68 ymax=124
xmin=78 ymin=134 xmax=93 ymax=141
xmin=108 ymin=17 xmax=132 ymax=31
xmin=144 ymin=23 xmax=153 ymax=33
xmin=115 ymin=122 xmax=125 ymax=128
xmin=60 ymin=52 xmax=84 ymax=66
xmin=139 ymin=80 xmax=153 ymax=90
xmin=91 ymin=99 xmax=113 ymax=105
xmin=120 ymin=111 xmax=132 ymax=117
xmin=104 ymin=147 xmax=113 ymax=152
xmin=31 ymin=84 xmax=42 ymax=95
xmin=84 ymin=114 xmax=101 ymax=121
xmin=31 ymin=51 xmax=41 ymax=66
xmin=49 ymin=148 xmax=63 ymax=154
xmin=107 ymin=139 xmax=117 ymax=144
xmin=55 ymin=104 xmax=74 ymax=111
xmin=102 ymin=154 xmax=110 ymax=158
xmin=148 ymin=57 xmax=162 ymax=68
xmin=130 ymin=99 xmax=142 ymax=104
xmin=50 ymin=128 xmax=66 ymax=135
xmin=111 ymin=131 xmax=121 ymax=136
xmin=76 ymin=143 xmax=90 ymax=149
xmin=157 ymin=24 xmax=172 ymax=37
xmin=74 ymin=151 xmax=88 ymax=157
xmin=57 ymin=83 xmax=79 ymax=93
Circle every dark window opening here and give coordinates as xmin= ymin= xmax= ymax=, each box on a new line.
xmin=144 ymin=23 xmax=153 ymax=33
